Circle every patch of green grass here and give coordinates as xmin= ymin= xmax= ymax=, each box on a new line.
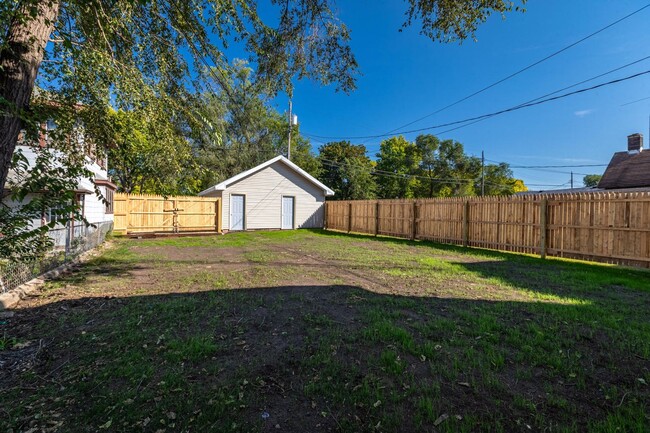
xmin=362 ymin=318 xmax=416 ymax=354
xmin=379 ymin=349 xmax=406 ymax=375
xmin=243 ymin=250 xmax=276 ymax=263
xmin=0 ymin=334 xmax=17 ymax=350
xmin=587 ymin=404 xmax=649 ymax=433
xmin=165 ymin=335 xmax=219 ymax=362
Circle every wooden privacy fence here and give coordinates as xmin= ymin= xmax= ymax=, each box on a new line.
xmin=325 ymin=192 xmax=650 ymax=268
xmin=113 ymin=193 xmax=222 ymax=235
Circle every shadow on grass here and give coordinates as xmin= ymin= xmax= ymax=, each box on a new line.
xmin=2 ymin=281 xmax=650 ymax=433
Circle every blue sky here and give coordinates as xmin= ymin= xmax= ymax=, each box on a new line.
xmin=265 ymin=0 xmax=650 ymax=189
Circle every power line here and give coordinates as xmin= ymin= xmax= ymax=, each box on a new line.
xmin=315 ymin=145 xmax=606 ymax=189
xmin=303 ymin=69 xmax=650 ymax=141
xmin=319 ymin=158 xmax=478 ymax=184
xmin=356 ymin=54 xmax=650 ymax=153
xmin=360 ymin=3 xmax=650 ymax=139
xmin=620 ymin=95 xmax=650 ymax=106
xmin=318 ymin=156 xmax=578 ymax=192
xmin=309 ymin=132 xmax=609 ymax=173
xmin=500 ymin=163 xmax=608 ymax=168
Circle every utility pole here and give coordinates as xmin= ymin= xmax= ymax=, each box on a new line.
xmin=287 ymin=99 xmax=292 ymax=160
xmin=481 ymin=150 xmax=485 ymax=197
xmin=570 ymin=171 xmax=574 ymax=189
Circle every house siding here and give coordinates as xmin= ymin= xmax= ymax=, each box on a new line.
xmin=8 ymin=146 xmax=114 ymax=225
xmin=79 ymin=162 xmax=114 ymax=225
xmin=3 ymin=145 xmax=114 ymax=247
xmin=219 ymin=161 xmax=325 ymax=230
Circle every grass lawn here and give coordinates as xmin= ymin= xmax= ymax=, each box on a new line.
xmin=1 ymin=229 xmax=650 ymax=432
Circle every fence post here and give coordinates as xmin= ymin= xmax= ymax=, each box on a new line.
xmin=172 ymin=199 xmax=178 ymax=233
xmin=411 ymin=200 xmax=418 ymax=241
xmin=215 ymin=199 xmax=221 ymax=233
xmin=540 ymin=198 xmax=548 ymax=259
xmin=323 ymin=201 xmax=328 ymax=230
xmin=124 ymin=194 xmax=131 ymax=235
xmin=463 ymin=201 xmax=470 ymax=247
xmin=348 ymin=202 xmax=353 ymax=233
xmin=374 ymin=201 xmax=380 ymax=236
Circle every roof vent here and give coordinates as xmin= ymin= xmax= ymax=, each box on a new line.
xmin=628 ymin=133 xmax=643 ymax=154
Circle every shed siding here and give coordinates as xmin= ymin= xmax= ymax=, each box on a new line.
xmin=221 ymin=161 xmax=325 ymax=230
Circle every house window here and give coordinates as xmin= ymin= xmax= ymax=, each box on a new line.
xmin=43 ymin=119 xmax=57 ymax=146
xmin=76 ymin=193 xmax=86 ymax=216
xmin=105 ymin=188 xmax=114 ymax=214
xmin=46 ymin=204 xmax=66 ymax=225
xmin=46 ymin=119 xmax=57 ymax=132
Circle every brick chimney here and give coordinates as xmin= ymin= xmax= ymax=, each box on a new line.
xmin=627 ymin=133 xmax=643 ymax=154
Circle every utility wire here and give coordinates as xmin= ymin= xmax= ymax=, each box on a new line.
xmin=324 ymin=157 xmax=568 ymax=188
xmin=620 ymin=95 xmax=650 ymax=106
xmin=496 ymin=163 xmax=608 ymax=168
xmin=362 ymin=3 xmax=650 ymax=139
xmin=319 ymin=158 xmax=478 ymax=184
xmin=320 ymin=158 xmax=572 ymax=188
xmin=304 ymin=69 xmax=650 ymax=141
xmin=317 ymin=146 xmax=605 ymax=188
xmin=355 ymin=54 xmax=647 ymax=150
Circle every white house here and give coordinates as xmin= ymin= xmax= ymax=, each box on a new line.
xmin=2 ymin=124 xmax=116 ymax=248
xmin=199 ymin=156 xmax=334 ymax=231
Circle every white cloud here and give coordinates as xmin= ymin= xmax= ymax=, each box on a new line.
xmin=574 ymin=109 xmax=595 ymax=118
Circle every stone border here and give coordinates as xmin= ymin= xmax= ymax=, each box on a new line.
xmin=0 ymin=245 xmax=108 ymax=310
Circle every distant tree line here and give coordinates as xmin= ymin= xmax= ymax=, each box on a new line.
xmin=317 ymin=136 xmax=527 ymax=200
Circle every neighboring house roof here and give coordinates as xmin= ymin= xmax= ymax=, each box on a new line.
xmin=199 ymin=155 xmax=335 ymax=196
xmin=516 ymin=186 xmax=650 ymax=196
xmin=516 ymin=187 xmax=600 ymax=195
xmin=598 ymin=151 xmax=650 ymax=189
xmin=94 ymin=178 xmax=118 ymax=191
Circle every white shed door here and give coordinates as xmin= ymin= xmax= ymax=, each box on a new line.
xmin=231 ymin=194 xmax=245 ymax=231
xmin=281 ymin=196 xmax=295 ymax=229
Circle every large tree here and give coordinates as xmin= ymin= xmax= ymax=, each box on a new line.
xmin=415 ymin=134 xmax=440 ymax=198
xmin=374 ymin=134 xmax=527 ymax=198
xmin=0 ymin=0 xmax=525 ymax=194
xmin=90 ymin=108 xmax=199 ymax=195
xmin=415 ymin=137 xmax=478 ymax=197
xmin=317 ymin=141 xmax=376 ymax=200
xmin=583 ymin=174 xmax=602 ymax=188
xmin=478 ymin=161 xmax=527 ymax=196
xmin=193 ymin=60 xmax=319 ymax=190
xmin=375 ymin=136 xmax=420 ymax=199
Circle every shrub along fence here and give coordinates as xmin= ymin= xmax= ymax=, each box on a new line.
xmin=324 ymin=192 xmax=650 ymax=268
xmin=113 ymin=193 xmax=222 ymax=235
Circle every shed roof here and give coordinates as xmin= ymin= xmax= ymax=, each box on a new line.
xmin=598 ymin=151 xmax=650 ymax=189
xmin=199 ymin=155 xmax=335 ymax=196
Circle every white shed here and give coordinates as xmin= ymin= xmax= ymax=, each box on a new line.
xmin=198 ymin=156 xmax=334 ymax=231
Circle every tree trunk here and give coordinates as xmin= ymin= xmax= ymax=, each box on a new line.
xmin=0 ymin=0 xmax=61 ymax=193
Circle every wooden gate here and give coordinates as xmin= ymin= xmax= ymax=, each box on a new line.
xmin=113 ymin=193 xmax=222 ymax=235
